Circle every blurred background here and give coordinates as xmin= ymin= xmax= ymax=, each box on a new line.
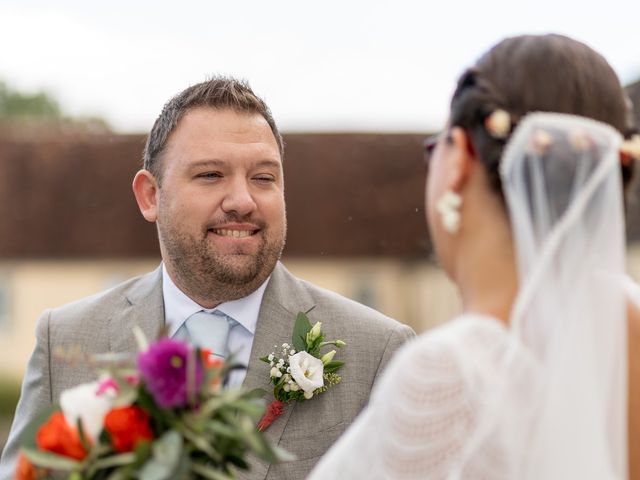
xmin=1 ymin=0 xmax=640 ymax=453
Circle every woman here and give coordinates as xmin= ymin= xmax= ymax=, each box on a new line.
xmin=308 ymin=34 xmax=640 ymax=479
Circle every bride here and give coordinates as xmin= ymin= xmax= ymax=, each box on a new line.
xmin=308 ymin=34 xmax=640 ymax=479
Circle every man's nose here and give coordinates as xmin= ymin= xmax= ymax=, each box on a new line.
xmin=221 ymin=178 xmax=258 ymax=216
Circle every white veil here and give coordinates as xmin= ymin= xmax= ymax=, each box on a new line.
xmin=307 ymin=112 xmax=628 ymax=480
xmin=455 ymin=112 xmax=628 ymax=479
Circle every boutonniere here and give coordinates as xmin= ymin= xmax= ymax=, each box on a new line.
xmin=258 ymin=309 xmax=346 ymax=430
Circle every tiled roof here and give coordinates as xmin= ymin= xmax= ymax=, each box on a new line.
xmin=0 ymin=132 xmax=429 ymax=258
xmin=1 ymin=126 xmax=639 ymax=259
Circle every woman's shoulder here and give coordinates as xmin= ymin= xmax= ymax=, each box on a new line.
xmin=375 ymin=313 xmax=509 ymax=393
xmin=401 ymin=313 xmax=508 ymax=359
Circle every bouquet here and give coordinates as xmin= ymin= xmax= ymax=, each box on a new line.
xmin=257 ymin=311 xmax=346 ymax=431
xmin=16 ymin=328 xmax=288 ymax=480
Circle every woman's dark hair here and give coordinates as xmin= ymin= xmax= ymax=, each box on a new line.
xmin=449 ymin=34 xmax=636 ymax=199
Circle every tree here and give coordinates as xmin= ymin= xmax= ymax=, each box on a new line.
xmin=0 ymin=80 xmax=110 ymax=132
xmin=0 ymin=81 xmax=62 ymax=119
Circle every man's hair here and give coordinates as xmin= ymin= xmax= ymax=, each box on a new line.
xmin=143 ymin=76 xmax=284 ymax=183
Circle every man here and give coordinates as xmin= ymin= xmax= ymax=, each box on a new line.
xmin=0 ymin=77 xmax=414 ymax=479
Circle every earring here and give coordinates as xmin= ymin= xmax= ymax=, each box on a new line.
xmin=436 ymin=190 xmax=462 ymax=234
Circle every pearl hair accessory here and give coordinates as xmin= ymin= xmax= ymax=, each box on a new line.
xmin=436 ymin=190 xmax=463 ymax=234
xmin=484 ymin=109 xmax=511 ymax=139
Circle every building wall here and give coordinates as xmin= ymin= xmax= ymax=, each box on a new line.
xmin=4 ymin=245 xmax=640 ymax=382
xmin=0 ymin=257 xmax=461 ymax=382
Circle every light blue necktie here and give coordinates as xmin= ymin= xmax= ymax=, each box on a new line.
xmin=175 ymin=310 xmax=236 ymax=360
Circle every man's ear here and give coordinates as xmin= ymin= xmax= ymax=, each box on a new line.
xmin=132 ymin=170 xmax=159 ymax=222
xmin=447 ymin=127 xmax=477 ymax=192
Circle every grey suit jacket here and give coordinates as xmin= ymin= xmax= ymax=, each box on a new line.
xmin=0 ymin=262 xmax=414 ymax=480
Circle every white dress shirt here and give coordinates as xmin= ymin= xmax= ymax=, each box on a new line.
xmin=162 ymin=264 xmax=269 ymax=387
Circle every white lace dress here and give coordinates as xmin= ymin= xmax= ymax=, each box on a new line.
xmin=307 ymin=314 xmax=527 ymax=480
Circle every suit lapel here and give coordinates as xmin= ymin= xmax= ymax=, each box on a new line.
xmin=241 ymin=263 xmax=315 ymax=478
xmin=109 ymin=267 xmax=165 ymax=353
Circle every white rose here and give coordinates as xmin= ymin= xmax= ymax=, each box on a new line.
xmin=288 ymin=351 xmax=324 ymax=394
xmin=60 ymin=381 xmax=115 ymax=440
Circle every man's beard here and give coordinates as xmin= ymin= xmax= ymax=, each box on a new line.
xmin=158 ymin=216 xmax=286 ymax=304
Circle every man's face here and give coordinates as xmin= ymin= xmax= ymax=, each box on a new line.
xmin=155 ymin=107 xmax=286 ymax=304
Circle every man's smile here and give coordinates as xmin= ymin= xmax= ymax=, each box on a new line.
xmin=211 ymin=228 xmax=258 ymax=238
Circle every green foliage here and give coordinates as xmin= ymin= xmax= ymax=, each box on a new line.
xmin=291 ymin=312 xmax=312 ymax=352
xmin=0 ymin=81 xmax=61 ymax=119
xmin=0 ymin=79 xmax=111 ymax=131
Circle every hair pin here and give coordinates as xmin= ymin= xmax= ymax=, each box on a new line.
xmin=484 ymin=109 xmax=511 ymax=139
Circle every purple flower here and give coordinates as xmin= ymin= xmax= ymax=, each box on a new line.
xmin=137 ymin=338 xmax=204 ymax=408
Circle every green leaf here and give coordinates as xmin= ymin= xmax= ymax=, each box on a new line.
xmin=323 ymin=361 xmax=345 ymax=373
xmin=21 ymin=447 xmax=82 ymax=471
xmin=138 ymin=430 xmax=184 ymax=480
xmin=91 ymin=452 xmax=137 ymax=470
xmin=177 ymin=424 xmax=218 ymax=459
xmin=292 ymin=312 xmax=312 ymax=352
xmin=197 ymin=388 xmax=246 ymax=417
xmin=190 ymin=462 xmax=234 ymax=480
xmin=206 ymin=420 xmax=243 ymax=440
xmin=229 ymin=399 xmax=266 ymax=418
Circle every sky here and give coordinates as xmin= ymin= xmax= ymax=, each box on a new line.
xmin=1 ymin=0 xmax=639 ymax=134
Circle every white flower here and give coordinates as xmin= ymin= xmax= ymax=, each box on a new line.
xmin=289 ymin=349 xmax=296 ymax=355
xmin=60 ymin=381 xmax=115 ymax=440
xmin=270 ymin=367 xmax=280 ymax=378
xmin=307 ymin=322 xmax=322 ymax=344
xmin=267 ymin=353 xmax=274 ymax=362
xmin=320 ymin=350 xmax=336 ymax=365
xmin=290 ymin=383 xmax=300 ymax=392
xmin=288 ymin=351 xmax=324 ymax=394
xmin=304 ymin=391 xmax=314 ymax=400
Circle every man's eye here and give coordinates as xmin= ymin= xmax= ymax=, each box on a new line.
xmin=196 ymin=172 xmax=222 ymax=179
xmin=254 ymin=175 xmax=275 ymax=183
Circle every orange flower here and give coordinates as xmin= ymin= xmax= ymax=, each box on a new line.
xmin=36 ymin=411 xmax=88 ymax=460
xmin=15 ymin=453 xmax=40 ymax=480
xmin=104 ymin=406 xmax=154 ymax=452
xmin=200 ymin=349 xmax=224 ymax=369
